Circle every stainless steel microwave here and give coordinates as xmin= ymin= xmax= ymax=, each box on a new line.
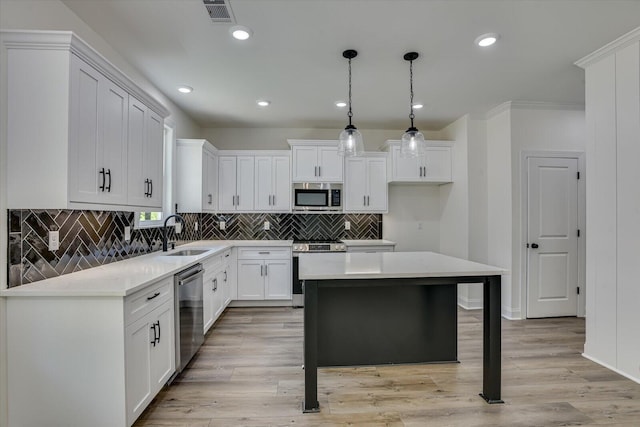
xmin=293 ymin=183 xmax=342 ymax=212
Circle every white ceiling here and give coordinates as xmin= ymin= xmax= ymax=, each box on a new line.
xmin=61 ymin=0 xmax=640 ymax=131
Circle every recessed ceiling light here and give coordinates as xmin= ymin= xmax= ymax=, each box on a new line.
xmin=177 ymin=85 xmax=193 ymax=94
xmin=256 ymin=100 xmax=271 ymax=107
xmin=475 ymin=33 xmax=500 ymax=47
xmin=412 ymin=103 xmax=424 ymax=109
xmin=335 ymin=101 xmax=347 ymax=108
xmin=230 ymin=25 xmax=253 ymax=41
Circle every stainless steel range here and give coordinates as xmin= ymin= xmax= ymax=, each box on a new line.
xmin=292 ymin=239 xmax=346 ymax=307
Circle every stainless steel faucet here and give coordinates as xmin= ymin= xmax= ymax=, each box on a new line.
xmin=162 ymin=214 xmax=185 ymax=252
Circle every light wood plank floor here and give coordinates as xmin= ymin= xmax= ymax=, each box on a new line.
xmin=135 ymin=307 xmax=640 ymax=426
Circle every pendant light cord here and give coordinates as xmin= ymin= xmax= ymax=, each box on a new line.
xmin=409 ymin=58 xmax=415 ymax=128
xmin=348 ymin=57 xmax=353 ymax=127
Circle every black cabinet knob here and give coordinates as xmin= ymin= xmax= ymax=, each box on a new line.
xmin=531 ymin=243 xmax=539 ymax=249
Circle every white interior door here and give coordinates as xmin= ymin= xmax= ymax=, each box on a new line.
xmin=527 ymin=157 xmax=579 ymax=318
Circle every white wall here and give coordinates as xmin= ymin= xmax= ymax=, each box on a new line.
xmin=486 ymin=107 xmax=514 ymax=318
xmin=578 ymin=29 xmax=640 ymax=384
xmin=509 ymin=105 xmax=586 ymax=319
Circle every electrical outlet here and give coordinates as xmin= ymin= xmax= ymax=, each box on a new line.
xmin=194 ymin=221 xmax=199 ymax=232
xmin=219 ymin=221 xmax=226 ymax=230
xmin=175 ymin=222 xmax=182 ymax=234
xmin=263 ymin=221 xmax=270 ymax=231
xmin=344 ymin=221 xmax=351 ymax=230
xmin=124 ymin=226 xmax=131 ymax=242
xmin=48 ymin=230 xmax=59 ymax=251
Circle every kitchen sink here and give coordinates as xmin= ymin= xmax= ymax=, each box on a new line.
xmin=163 ymin=249 xmax=209 ymax=256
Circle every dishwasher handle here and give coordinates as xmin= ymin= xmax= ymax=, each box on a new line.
xmin=176 ymin=264 xmax=204 ymax=286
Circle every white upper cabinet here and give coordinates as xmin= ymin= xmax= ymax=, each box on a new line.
xmin=254 ymin=155 xmax=291 ymax=211
xmin=345 ymin=153 xmax=388 ymax=213
xmin=218 ymin=155 xmax=255 ymax=212
xmin=288 ymin=140 xmax=344 ymax=183
xmin=128 ymin=97 xmax=163 ymax=208
xmin=175 ymin=139 xmax=218 ymax=213
xmin=384 ymin=140 xmax=453 ymax=184
xmin=4 ymin=30 xmax=169 ymax=211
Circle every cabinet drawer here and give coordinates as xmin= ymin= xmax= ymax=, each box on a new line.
xmin=237 ymin=247 xmax=291 ymax=260
xmin=125 ymin=277 xmax=173 ymax=325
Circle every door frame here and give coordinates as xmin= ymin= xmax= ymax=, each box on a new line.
xmin=520 ymin=150 xmax=586 ymax=318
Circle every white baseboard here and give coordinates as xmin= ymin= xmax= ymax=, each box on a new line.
xmin=228 ymin=300 xmax=293 ymax=308
xmin=582 ymin=353 xmax=640 ymax=385
xmin=501 ymin=306 xmax=522 ymax=320
xmin=457 ymin=296 xmax=483 ymax=310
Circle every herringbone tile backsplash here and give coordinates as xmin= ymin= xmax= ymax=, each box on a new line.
xmin=7 ymin=210 xmax=381 ymax=287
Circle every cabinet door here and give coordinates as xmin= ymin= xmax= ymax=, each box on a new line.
xmin=218 ymin=156 xmax=237 ymax=211
xmin=366 ymin=157 xmax=388 ymax=212
xmin=390 ymin=145 xmax=421 ymax=181
xmin=145 ymin=110 xmax=164 ymax=208
xmin=149 ymin=301 xmax=175 ymax=393
xmin=317 ymin=146 xmax=343 ymax=182
xmin=345 ymin=157 xmax=368 ymax=212
xmin=127 ymin=97 xmax=148 ymax=207
xmin=422 ymin=147 xmax=452 ymax=182
xmin=204 ymin=149 xmax=217 ymax=212
xmin=125 ymin=316 xmax=152 ymax=424
xmin=236 ymin=156 xmax=255 ymax=211
xmin=264 ymin=259 xmax=292 ymax=300
xmin=292 ymin=146 xmax=318 ymax=182
xmin=222 ymin=267 xmax=232 ymax=306
xmin=213 ymin=270 xmax=225 ymax=319
xmin=237 ymin=260 xmax=265 ymax=299
xmin=203 ymin=272 xmax=215 ymax=332
xmin=100 ymin=79 xmax=129 ymax=205
xmin=272 ymin=155 xmax=291 ymax=211
xmin=254 ymin=156 xmax=273 ymax=210
xmin=69 ymin=57 xmax=102 ymax=203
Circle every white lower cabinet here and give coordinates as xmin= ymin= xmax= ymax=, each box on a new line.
xmin=203 ymin=249 xmax=234 ymax=333
xmin=5 ymin=276 xmax=175 ymax=427
xmin=125 ymin=299 xmax=174 ymax=424
xmin=237 ymin=247 xmax=292 ymax=300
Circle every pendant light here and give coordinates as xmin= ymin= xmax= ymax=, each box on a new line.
xmin=338 ymin=49 xmax=364 ymax=157
xmin=400 ymin=52 xmax=426 ymax=158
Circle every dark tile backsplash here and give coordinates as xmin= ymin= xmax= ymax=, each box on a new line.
xmin=7 ymin=210 xmax=381 ymax=287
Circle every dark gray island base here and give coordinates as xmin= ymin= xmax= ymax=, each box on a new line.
xmin=302 ymin=265 xmax=503 ymax=413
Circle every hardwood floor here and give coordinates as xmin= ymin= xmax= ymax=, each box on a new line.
xmin=135 ymin=307 xmax=640 ymax=426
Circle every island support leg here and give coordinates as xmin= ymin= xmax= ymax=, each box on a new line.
xmin=303 ymin=280 xmax=320 ymax=413
xmin=480 ymin=274 xmax=504 ymax=403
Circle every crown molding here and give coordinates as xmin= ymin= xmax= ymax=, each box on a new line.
xmin=1 ymin=30 xmax=170 ymax=118
xmin=484 ymin=100 xmax=584 ymax=120
xmin=575 ymin=26 xmax=640 ymax=69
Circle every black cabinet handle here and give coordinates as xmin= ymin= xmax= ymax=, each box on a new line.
xmin=146 ymin=292 xmax=160 ymax=301
xmin=155 ymin=320 xmax=160 ymax=344
xmin=213 ymin=278 xmax=218 ymax=292
xmin=99 ymin=168 xmax=106 ymax=192
xmin=105 ymin=169 xmax=112 ymax=192
xmin=144 ymin=179 xmax=149 ymax=197
xmin=531 ymin=243 xmax=539 ymax=249
xmin=150 ymin=323 xmax=157 ymax=347
xmin=149 ymin=179 xmax=153 ymax=197
xmin=224 ymin=271 xmax=227 ymax=282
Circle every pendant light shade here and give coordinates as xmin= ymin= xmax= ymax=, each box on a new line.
xmin=338 ymin=49 xmax=364 ymax=157
xmin=400 ymin=52 xmax=426 ymax=158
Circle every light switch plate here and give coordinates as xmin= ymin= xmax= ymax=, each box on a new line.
xmin=48 ymin=230 xmax=59 ymax=251
xmin=263 ymin=221 xmax=270 ymax=231
xmin=344 ymin=221 xmax=351 ymax=230
xmin=124 ymin=226 xmax=131 ymax=242
xmin=219 ymin=221 xmax=226 ymax=230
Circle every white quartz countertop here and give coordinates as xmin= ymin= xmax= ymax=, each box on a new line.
xmin=298 ymin=251 xmax=505 ymax=280
xmin=340 ymin=239 xmax=396 ymax=246
xmin=1 ymin=240 xmax=292 ymax=298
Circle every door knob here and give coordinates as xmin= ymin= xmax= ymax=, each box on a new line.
xmin=531 ymin=243 xmax=539 ymax=249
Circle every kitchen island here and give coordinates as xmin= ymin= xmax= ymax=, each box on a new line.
xmin=298 ymin=251 xmax=505 ymax=413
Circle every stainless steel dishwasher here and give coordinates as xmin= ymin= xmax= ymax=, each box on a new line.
xmin=173 ymin=263 xmax=204 ymax=376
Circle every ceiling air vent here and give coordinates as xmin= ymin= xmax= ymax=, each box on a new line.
xmin=203 ymin=0 xmax=236 ymax=23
